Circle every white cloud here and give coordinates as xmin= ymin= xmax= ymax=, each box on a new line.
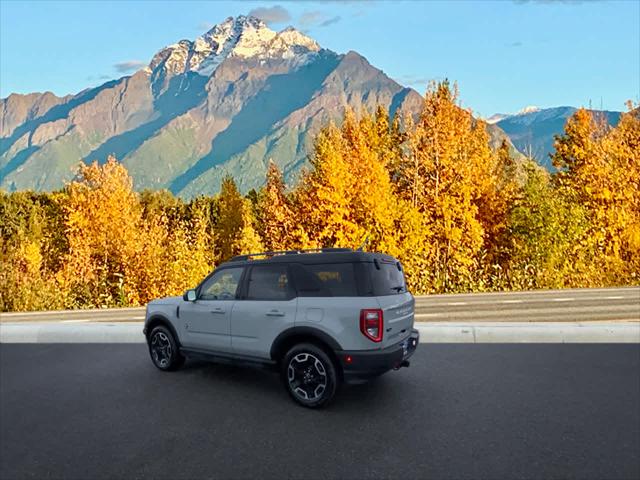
xmin=395 ymin=74 xmax=432 ymax=88
xmin=248 ymin=5 xmax=291 ymax=25
xmin=114 ymin=60 xmax=146 ymax=73
xmin=299 ymin=11 xmax=342 ymax=29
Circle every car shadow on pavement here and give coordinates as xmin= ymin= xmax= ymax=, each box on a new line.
xmin=176 ymin=357 xmax=409 ymax=413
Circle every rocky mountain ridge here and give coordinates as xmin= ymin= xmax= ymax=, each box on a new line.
xmin=0 ymin=15 xmax=517 ymax=197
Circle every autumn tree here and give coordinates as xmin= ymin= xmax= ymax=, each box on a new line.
xmin=606 ymin=105 xmax=640 ymax=278
xmin=397 ymin=81 xmax=500 ymax=291
xmin=290 ymin=108 xmax=429 ymax=289
xmin=256 ymin=161 xmax=309 ymax=251
xmin=216 ymin=176 xmax=263 ymax=261
xmin=295 ymin=110 xmax=401 ymax=251
xmin=503 ymin=162 xmax=593 ymax=289
xmin=476 ymin=139 xmax=521 ymax=274
xmin=60 ymin=156 xmax=143 ymax=307
xmin=2 ymin=94 xmax=638 ymax=312
xmin=552 ymin=105 xmax=640 ymax=283
xmin=0 ymin=191 xmax=64 ymax=311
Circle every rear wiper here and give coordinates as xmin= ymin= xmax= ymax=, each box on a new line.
xmin=391 ymin=286 xmax=404 ymax=292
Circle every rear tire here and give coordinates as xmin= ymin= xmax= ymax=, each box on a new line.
xmin=282 ymin=343 xmax=339 ymax=408
xmin=148 ymin=325 xmax=185 ymax=371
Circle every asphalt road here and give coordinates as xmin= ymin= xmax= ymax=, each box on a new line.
xmin=414 ymin=287 xmax=640 ymax=322
xmin=1 ymin=287 xmax=638 ymax=323
xmin=1 ymin=344 xmax=638 ymax=479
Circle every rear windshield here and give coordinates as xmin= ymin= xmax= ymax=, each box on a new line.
xmin=368 ymin=261 xmax=407 ymax=296
xmin=290 ymin=260 xmax=406 ymax=297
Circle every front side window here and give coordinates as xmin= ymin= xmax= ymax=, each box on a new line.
xmin=246 ymin=265 xmax=293 ymax=300
xmin=199 ymin=267 xmax=244 ymax=300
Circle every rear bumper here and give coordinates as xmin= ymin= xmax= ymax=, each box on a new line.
xmin=337 ymin=329 xmax=419 ymax=384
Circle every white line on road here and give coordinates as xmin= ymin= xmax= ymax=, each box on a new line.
xmin=446 ymin=302 xmax=468 ymax=306
xmin=61 ymin=320 xmax=89 ymax=323
xmin=415 ymin=295 xmax=638 ymax=308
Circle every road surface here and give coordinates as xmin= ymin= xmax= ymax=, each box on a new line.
xmin=1 ymin=287 xmax=638 ymax=323
xmin=1 ymin=344 xmax=638 ymax=479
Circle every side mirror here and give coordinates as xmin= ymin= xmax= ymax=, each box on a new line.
xmin=184 ymin=289 xmax=197 ymax=302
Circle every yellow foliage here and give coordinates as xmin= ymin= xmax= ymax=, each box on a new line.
xmin=553 ymin=105 xmax=640 ymax=283
xmin=399 ymin=81 xmax=499 ymax=291
xmin=1 ymin=89 xmax=638 ymax=312
xmin=216 ymin=176 xmax=263 ymax=260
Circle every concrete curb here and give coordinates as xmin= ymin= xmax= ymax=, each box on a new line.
xmin=0 ymin=323 xmax=145 ymax=343
xmin=417 ymin=322 xmax=640 ymax=343
xmin=1 ymin=321 xmax=638 ymax=344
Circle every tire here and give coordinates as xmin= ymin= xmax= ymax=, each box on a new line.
xmin=282 ymin=343 xmax=340 ymax=408
xmin=148 ymin=325 xmax=185 ymax=371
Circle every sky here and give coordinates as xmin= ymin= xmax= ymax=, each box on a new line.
xmin=0 ymin=0 xmax=638 ymax=117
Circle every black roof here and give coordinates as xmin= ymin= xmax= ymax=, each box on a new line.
xmin=224 ymin=248 xmax=397 ymax=266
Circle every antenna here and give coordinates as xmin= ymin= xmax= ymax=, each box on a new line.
xmin=357 ymin=234 xmax=370 ymax=251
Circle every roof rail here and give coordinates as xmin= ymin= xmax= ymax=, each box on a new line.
xmin=230 ymin=248 xmax=352 ymax=262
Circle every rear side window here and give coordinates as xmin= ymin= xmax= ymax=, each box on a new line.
xmin=291 ymin=263 xmax=359 ymax=297
xmin=369 ymin=261 xmax=407 ymax=296
xmin=246 ymin=265 xmax=293 ymax=300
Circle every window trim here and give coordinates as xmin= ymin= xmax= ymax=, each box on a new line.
xmin=196 ymin=266 xmax=246 ymax=301
xmin=239 ymin=264 xmax=296 ymax=301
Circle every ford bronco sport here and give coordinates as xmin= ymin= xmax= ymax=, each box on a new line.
xmin=144 ymin=248 xmax=419 ymax=408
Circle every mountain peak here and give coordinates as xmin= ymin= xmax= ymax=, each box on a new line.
xmin=516 ymin=105 xmax=540 ymax=115
xmin=148 ymin=15 xmax=321 ymax=79
xmin=486 ymin=105 xmax=542 ymax=124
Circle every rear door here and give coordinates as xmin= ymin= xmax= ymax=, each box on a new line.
xmin=370 ymin=260 xmax=415 ymax=347
xmin=230 ymin=264 xmax=297 ymax=360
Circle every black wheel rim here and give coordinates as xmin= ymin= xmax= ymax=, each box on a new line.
xmin=151 ymin=332 xmax=172 ymax=368
xmin=287 ymin=353 xmax=327 ymax=401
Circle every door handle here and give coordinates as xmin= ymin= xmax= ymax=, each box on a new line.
xmin=211 ymin=307 xmax=225 ymax=314
xmin=266 ymin=309 xmax=285 ymax=317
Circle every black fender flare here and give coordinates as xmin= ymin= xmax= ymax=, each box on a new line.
xmin=145 ymin=314 xmax=181 ymax=346
xmin=270 ymin=326 xmax=343 ymax=360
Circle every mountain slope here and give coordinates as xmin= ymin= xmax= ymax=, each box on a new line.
xmin=495 ymin=106 xmax=622 ymax=169
xmin=0 ymin=15 xmax=519 ymax=196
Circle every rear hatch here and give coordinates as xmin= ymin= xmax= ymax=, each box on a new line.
xmin=367 ymin=257 xmax=415 ymax=347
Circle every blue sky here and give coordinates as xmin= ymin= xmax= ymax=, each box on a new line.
xmin=1 ymin=0 xmax=638 ymax=116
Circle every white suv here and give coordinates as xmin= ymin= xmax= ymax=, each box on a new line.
xmin=144 ymin=248 xmax=419 ymax=408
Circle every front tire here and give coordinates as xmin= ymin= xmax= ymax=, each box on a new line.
xmin=282 ymin=343 xmax=339 ymax=408
xmin=148 ymin=325 xmax=185 ymax=371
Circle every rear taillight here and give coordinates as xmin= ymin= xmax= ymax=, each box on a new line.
xmin=360 ymin=309 xmax=383 ymax=342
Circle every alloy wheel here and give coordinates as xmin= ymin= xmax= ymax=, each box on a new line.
xmin=151 ymin=331 xmax=172 ymax=368
xmin=287 ymin=353 xmax=327 ymax=401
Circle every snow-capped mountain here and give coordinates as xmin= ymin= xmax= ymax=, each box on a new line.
xmin=486 ymin=113 xmax=509 ymax=124
xmin=486 ymin=106 xmax=541 ymax=124
xmin=0 ymin=15 xmax=516 ymax=196
xmin=149 ymin=16 xmax=320 ymax=79
xmin=494 ymin=106 xmax=621 ymax=168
